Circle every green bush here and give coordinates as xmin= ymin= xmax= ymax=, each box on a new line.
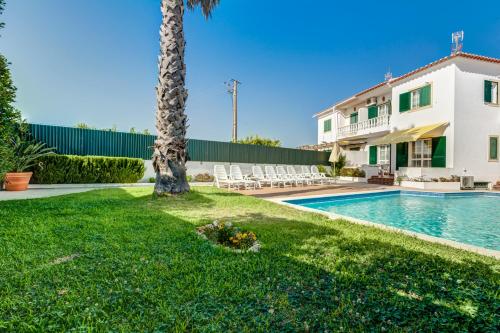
xmin=339 ymin=167 xmax=366 ymax=178
xmin=329 ymin=154 xmax=346 ymax=176
xmin=30 ymin=155 xmax=145 ymax=184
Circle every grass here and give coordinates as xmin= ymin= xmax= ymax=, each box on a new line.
xmin=0 ymin=187 xmax=498 ymax=332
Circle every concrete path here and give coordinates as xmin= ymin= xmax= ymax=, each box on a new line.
xmin=0 ymin=187 xmax=95 ymax=201
xmin=0 ymin=182 xmax=213 ymax=202
xmin=0 ymin=183 xmax=153 ymax=202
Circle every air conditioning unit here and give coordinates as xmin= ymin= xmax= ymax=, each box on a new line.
xmin=366 ymin=97 xmax=377 ymax=106
xmin=460 ymin=176 xmax=474 ymax=190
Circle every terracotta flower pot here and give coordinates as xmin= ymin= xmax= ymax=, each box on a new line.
xmin=4 ymin=172 xmax=33 ymax=191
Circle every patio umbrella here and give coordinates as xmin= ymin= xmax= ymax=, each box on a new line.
xmin=329 ymin=142 xmax=341 ymax=179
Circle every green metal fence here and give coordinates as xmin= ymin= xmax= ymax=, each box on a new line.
xmin=28 ymin=124 xmax=330 ymax=165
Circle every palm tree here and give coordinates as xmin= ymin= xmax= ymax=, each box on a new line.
xmin=153 ymin=0 xmax=220 ymax=196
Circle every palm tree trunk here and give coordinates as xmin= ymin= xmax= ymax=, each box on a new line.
xmin=152 ymin=0 xmax=190 ymax=196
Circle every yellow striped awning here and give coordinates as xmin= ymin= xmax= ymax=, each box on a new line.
xmin=372 ymin=122 xmax=449 ymax=145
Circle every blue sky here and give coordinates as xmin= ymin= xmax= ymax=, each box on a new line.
xmin=1 ymin=0 xmax=499 ymax=147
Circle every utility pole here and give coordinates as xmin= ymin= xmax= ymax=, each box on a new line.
xmin=226 ymin=79 xmax=241 ymax=143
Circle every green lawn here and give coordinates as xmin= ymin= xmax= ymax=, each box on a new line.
xmin=0 ymin=187 xmax=498 ymax=332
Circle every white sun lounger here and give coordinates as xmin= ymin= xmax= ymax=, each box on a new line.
xmin=230 ymin=165 xmax=258 ymax=190
xmin=264 ymin=166 xmax=287 ymax=188
xmin=311 ymin=165 xmax=336 ymax=184
xmin=286 ymin=165 xmax=309 ymax=186
xmin=214 ymin=165 xmax=242 ymax=189
xmin=252 ymin=165 xmax=272 ymax=187
xmin=276 ymin=165 xmax=300 ymax=186
xmin=301 ymin=166 xmax=324 ymax=185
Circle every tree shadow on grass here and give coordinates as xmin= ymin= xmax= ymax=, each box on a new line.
xmin=2 ymin=188 xmax=498 ymax=332
xmin=205 ymin=212 xmax=499 ymax=332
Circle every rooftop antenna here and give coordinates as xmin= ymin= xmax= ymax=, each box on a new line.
xmin=384 ymin=68 xmax=393 ymax=82
xmin=451 ymin=31 xmax=464 ymax=55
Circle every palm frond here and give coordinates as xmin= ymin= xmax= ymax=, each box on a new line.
xmin=186 ymin=0 xmax=220 ymax=18
xmin=9 ymin=135 xmax=55 ymax=172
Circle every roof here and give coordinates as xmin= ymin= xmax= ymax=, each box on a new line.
xmin=314 ymin=52 xmax=500 ymax=117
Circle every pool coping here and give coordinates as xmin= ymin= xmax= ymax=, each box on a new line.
xmin=269 ymin=189 xmax=500 ymax=259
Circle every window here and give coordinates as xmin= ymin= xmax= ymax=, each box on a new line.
xmin=323 ymin=119 xmax=332 ymax=132
xmin=399 ymin=84 xmax=431 ymax=112
xmin=484 ymin=80 xmax=499 ymax=104
xmin=350 ymin=112 xmax=358 ymax=124
xmin=378 ymin=145 xmax=390 ymax=165
xmin=411 ymin=89 xmax=420 ymax=109
xmin=489 ymin=136 xmax=499 ymax=161
xmin=368 ymin=105 xmax=378 ymax=119
xmin=378 ymin=102 xmax=391 ymax=116
xmin=410 ymin=139 xmax=432 ymax=167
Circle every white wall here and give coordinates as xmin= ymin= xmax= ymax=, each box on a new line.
xmin=452 ymin=59 xmax=500 ymax=182
xmin=317 ymin=113 xmax=336 ymax=144
xmin=390 ymin=62 xmax=456 ymax=170
xmin=338 ymin=93 xmax=392 ymax=128
xmin=140 ymin=161 xmax=332 ymax=183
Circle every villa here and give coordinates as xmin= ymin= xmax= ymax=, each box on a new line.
xmin=315 ymin=52 xmax=500 ymax=185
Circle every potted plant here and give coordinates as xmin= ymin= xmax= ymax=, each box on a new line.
xmin=3 ymin=136 xmax=54 ymax=191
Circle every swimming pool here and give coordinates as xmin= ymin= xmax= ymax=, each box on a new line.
xmin=284 ymin=191 xmax=500 ymax=251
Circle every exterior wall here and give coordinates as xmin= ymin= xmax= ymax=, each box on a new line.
xmin=317 ymin=113 xmax=336 ymax=144
xmin=316 ymin=56 xmax=500 ymax=183
xmin=338 ymin=93 xmax=392 ymax=128
xmin=452 ymin=59 xmax=500 ymax=182
xmin=390 ymin=62 xmax=456 ymax=171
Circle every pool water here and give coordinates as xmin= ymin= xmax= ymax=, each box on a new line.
xmin=286 ymin=191 xmax=500 ymax=251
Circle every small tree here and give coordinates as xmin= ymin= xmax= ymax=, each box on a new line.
xmin=237 ymin=135 xmax=281 ymax=147
xmin=0 ymin=0 xmax=22 ymax=184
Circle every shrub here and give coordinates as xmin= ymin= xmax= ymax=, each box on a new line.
xmin=330 ymin=154 xmax=346 ymax=176
xmin=339 ymin=167 xmax=366 ymax=178
xmin=148 ymin=177 xmax=155 ymax=183
xmin=316 ymin=165 xmax=326 ymax=173
xmin=197 ymin=221 xmax=259 ymax=251
xmin=30 ymin=155 xmax=145 ymax=184
xmin=194 ymin=173 xmax=214 ymax=182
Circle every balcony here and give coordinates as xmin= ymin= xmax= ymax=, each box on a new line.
xmin=337 ymin=115 xmax=390 ymax=139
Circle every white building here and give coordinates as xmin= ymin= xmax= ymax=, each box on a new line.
xmin=315 ymin=52 xmax=500 ymax=184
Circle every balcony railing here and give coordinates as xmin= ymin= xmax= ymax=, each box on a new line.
xmin=338 ymin=115 xmax=390 ymax=138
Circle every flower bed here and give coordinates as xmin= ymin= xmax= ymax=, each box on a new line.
xmin=196 ymin=221 xmax=260 ymax=252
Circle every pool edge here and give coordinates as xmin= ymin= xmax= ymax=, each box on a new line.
xmin=270 ymin=189 xmax=500 ymax=260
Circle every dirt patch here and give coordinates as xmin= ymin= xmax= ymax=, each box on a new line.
xmin=50 ymin=253 xmax=81 ymax=265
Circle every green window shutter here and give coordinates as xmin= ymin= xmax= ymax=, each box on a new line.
xmin=419 ymin=85 xmax=431 ymax=107
xmin=431 ymin=136 xmax=446 ymax=167
xmin=484 ymin=80 xmax=492 ymax=103
xmin=399 ymin=92 xmax=411 ymax=112
xmin=323 ymin=119 xmax=332 ymax=132
xmin=369 ymin=146 xmax=378 ymax=165
xmin=368 ymin=106 xmax=378 ymax=119
xmin=490 ymin=137 xmax=498 ymax=160
xmin=396 ymin=142 xmax=408 ymax=170
xmin=350 ymin=112 xmax=358 ymax=124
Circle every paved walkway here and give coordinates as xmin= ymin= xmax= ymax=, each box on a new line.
xmin=0 ymin=182 xmax=214 ymax=202
xmin=0 ymin=187 xmax=95 ymax=201
xmin=238 ymin=182 xmax=394 ymax=199
xmin=0 ymin=183 xmax=153 ymax=202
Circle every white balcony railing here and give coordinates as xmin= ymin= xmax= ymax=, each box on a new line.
xmin=338 ymin=115 xmax=390 ymax=138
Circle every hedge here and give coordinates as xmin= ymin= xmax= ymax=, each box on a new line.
xmin=30 ymin=155 xmax=145 ymax=184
